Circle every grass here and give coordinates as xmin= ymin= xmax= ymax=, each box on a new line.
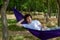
xmin=8 ymin=25 xmax=26 ymax=31
xmin=9 ymin=34 xmax=40 ymax=40
xmin=7 ymin=19 xmax=26 ymax=31
xmin=0 ymin=19 xmax=26 ymax=31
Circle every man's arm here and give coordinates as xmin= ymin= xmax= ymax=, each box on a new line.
xmin=37 ymin=20 xmax=48 ymax=30
xmin=38 ymin=24 xmax=48 ymax=30
xmin=16 ymin=19 xmax=24 ymax=27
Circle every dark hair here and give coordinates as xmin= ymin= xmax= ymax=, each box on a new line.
xmin=24 ymin=14 xmax=32 ymax=21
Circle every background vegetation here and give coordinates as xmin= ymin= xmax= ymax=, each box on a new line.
xmin=0 ymin=0 xmax=57 ymax=13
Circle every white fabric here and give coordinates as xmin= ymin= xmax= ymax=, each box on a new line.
xmin=22 ymin=20 xmax=42 ymax=30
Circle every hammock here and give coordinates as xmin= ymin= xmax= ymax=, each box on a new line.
xmin=12 ymin=8 xmax=60 ymax=40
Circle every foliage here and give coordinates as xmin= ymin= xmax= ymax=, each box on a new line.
xmin=0 ymin=0 xmax=3 ymax=5
xmin=0 ymin=0 xmax=57 ymax=13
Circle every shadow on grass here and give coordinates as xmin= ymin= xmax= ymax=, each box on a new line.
xmin=8 ymin=25 xmax=26 ymax=31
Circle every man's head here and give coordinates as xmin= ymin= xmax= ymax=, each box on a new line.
xmin=24 ymin=14 xmax=32 ymax=23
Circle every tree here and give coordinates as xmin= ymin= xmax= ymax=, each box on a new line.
xmin=48 ymin=0 xmax=52 ymax=17
xmin=0 ymin=0 xmax=9 ymax=40
xmin=57 ymin=0 xmax=60 ymax=26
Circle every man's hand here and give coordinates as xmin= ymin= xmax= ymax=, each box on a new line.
xmin=16 ymin=19 xmax=24 ymax=27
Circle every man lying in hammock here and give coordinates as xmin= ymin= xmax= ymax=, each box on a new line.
xmin=16 ymin=14 xmax=48 ymax=30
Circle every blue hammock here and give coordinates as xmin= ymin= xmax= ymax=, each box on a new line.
xmin=12 ymin=8 xmax=60 ymax=40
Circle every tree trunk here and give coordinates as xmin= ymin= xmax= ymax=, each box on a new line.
xmin=48 ymin=0 xmax=51 ymax=17
xmin=0 ymin=0 xmax=9 ymax=40
xmin=44 ymin=0 xmax=49 ymax=23
xmin=57 ymin=0 xmax=60 ymax=26
xmin=56 ymin=0 xmax=59 ymax=18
